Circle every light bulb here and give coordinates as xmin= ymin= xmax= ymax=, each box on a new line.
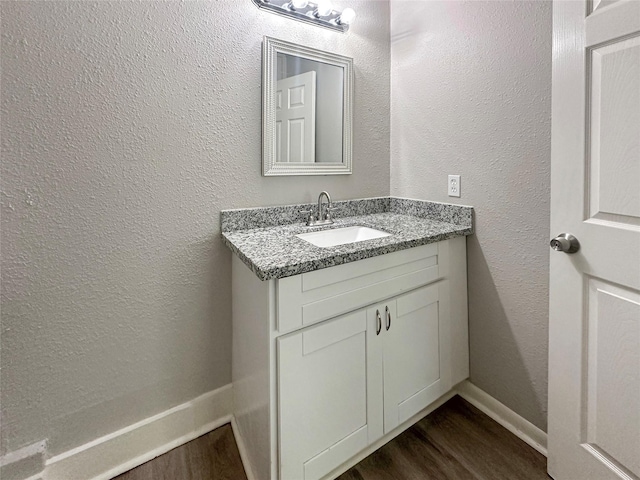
xmin=316 ymin=0 xmax=333 ymax=17
xmin=291 ymin=0 xmax=308 ymax=9
xmin=337 ymin=7 xmax=355 ymax=24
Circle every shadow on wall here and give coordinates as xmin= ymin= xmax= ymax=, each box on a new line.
xmin=466 ymin=235 xmax=548 ymax=431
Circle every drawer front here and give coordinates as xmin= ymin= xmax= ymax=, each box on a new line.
xmin=277 ymin=242 xmax=444 ymax=334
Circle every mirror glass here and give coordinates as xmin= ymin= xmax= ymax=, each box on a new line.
xmin=276 ymin=53 xmax=344 ymax=164
xmin=263 ymin=37 xmax=353 ymax=176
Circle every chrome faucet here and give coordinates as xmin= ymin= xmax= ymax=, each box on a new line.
xmin=317 ymin=191 xmax=333 ymax=224
xmin=301 ymin=191 xmax=335 ymax=226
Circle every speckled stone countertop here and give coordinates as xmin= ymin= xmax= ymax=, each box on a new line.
xmin=221 ymin=197 xmax=473 ymax=281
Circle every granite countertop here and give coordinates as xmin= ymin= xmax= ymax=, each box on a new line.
xmin=221 ymin=197 xmax=474 ymax=281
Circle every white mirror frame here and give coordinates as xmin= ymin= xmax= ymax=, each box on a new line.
xmin=262 ymin=36 xmax=353 ymax=176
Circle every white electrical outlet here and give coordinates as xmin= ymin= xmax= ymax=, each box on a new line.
xmin=448 ymin=175 xmax=461 ymax=197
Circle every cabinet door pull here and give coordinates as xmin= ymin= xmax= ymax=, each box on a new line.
xmin=385 ymin=306 xmax=391 ymax=331
xmin=376 ymin=310 xmax=382 ymax=335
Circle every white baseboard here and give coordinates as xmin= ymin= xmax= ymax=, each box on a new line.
xmin=455 ymin=380 xmax=548 ymax=456
xmin=230 ymin=416 xmax=257 ymax=480
xmin=44 ymin=383 xmax=233 ymax=480
xmin=0 ymin=440 xmax=47 ymax=480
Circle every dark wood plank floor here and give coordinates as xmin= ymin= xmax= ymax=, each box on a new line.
xmin=338 ymin=396 xmax=548 ymax=480
xmin=113 ymin=424 xmax=246 ymax=480
xmin=114 ymin=396 xmax=548 ymax=480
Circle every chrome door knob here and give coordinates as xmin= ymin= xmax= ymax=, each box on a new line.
xmin=550 ymin=233 xmax=580 ymax=253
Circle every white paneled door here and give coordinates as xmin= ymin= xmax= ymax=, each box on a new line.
xmin=548 ymin=1 xmax=640 ymax=479
xmin=275 ymin=71 xmax=316 ymax=164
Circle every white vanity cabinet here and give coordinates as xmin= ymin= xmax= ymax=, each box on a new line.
xmin=231 ymin=236 xmax=469 ymax=480
xmin=278 ymin=281 xmax=451 ymax=480
xmin=371 ymin=281 xmax=451 ymax=435
xmin=278 ymin=309 xmax=373 ymax=480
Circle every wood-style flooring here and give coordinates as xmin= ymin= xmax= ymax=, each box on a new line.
xmin=114 ymin=396 xmax=549 ymax=480
xmin=338 ymin=396 xmax=548 ymax=480
xmin=113 ymin=424 xmax=245 ymax=480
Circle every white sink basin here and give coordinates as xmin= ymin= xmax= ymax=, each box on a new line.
xmin=296 ymin=226 xmax=391 ymax=248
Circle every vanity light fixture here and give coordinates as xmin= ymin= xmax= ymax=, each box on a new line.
xmin=336 ymin=7 xmax=356 ymax=25
xmin=289 ymin=0 xmax=309 ymax=8
xmin=251 ymin=0 xmax=356 ymax=33
xmin=314 ymin=0 xmax=333 ymax=17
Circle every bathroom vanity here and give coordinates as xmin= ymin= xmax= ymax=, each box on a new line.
xmin=222 ymin=197 xmax=473 ymax=480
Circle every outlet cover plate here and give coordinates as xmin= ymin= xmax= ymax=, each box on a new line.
xmin=448 ymin=175 xmax=461 ymax=197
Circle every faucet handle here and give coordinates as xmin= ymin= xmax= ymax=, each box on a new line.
xmin=299 ymin=208 xmax=315 ymax=226
xmin=324 ymin=205 xmax=336 ymax=220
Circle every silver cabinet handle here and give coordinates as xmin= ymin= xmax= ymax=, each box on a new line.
xmin=385 ymin=306 xmax=391 ymax=331
xmin=376 ymin=310 xmax=382 ymax=335
xmin=550 ymin=233 xmax=580 ymax=254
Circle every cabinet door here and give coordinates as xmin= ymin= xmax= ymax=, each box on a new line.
xmin=278 ymin=309 xmax=382 ymax=480
xmin=383 ymin=281 xmax=451 ymax=433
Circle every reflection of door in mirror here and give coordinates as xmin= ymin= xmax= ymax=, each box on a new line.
xmin=277 ymin=53 xmax=344 ymax=164
xmin=275 ymin=71 xmax=316 ymax=163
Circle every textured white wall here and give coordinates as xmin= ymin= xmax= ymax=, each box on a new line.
xmin=0 ymin=0 xmax=390 ymax=457
xmin=390 ymin=0 xmax=551 ymax=430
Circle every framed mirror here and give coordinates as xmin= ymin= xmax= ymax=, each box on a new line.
xmin=262 ymin=36 xmax=353 ymax=176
